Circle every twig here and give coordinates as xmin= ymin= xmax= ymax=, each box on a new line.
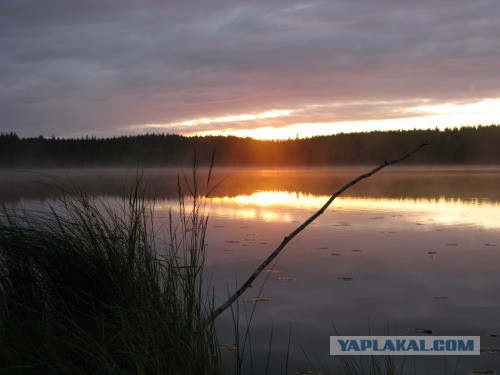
xmin=207 ymin=142 xmax=428 ymax=323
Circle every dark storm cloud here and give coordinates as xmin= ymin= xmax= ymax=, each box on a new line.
xmin=1 ymin=0 xmax=499 ymax=137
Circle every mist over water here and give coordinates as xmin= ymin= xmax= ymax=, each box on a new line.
xmin=2 ymin=166 xmax=500 ymax=201
xmin=1 ymin=167 xmax=499 ymax=374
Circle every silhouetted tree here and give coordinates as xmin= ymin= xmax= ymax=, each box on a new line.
xmin=0 ymin=126 xmax=499 ymax=168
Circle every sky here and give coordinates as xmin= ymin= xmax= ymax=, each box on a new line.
xmin=1 ymin=0 xmax=500 ymax=140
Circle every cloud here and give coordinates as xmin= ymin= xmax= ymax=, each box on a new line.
xmin=1 ymin=0 xmax=499 ymax=137
xmin=140 ymin=99 xmax=435 ymax=135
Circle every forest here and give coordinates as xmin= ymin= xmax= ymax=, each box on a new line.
xmin=0 ymin=126 xmax=499 ymax=167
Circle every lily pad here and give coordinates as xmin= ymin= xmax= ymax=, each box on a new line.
xmin=351 ymin=249 xmax=362 ymax=252
xmin=446 ymin=243 xmax=458 ymax=246
xmin=334 ymin=221 xmax=350 ymax=227
xmin=266 ymin=269 xmax=281 ymax=273
xmin=243 ymin=297 xmax=271 ymax=303
xmin=225 ymin=240 xmax=240 ymax=243
xmin=222 ymin=343 xmax=238 ymax=352
xmin=331 ymin=253 xmax=341 ymax=256
xmin=405 ymin=328 xmax=433 ymax=334
xmin=481 ymin=347 xmax=500 ymax=355
xmin=484 ymin=243 xmax=498 ymax=247
xmin=433 ymin=296 xmax=449 ymax=300
xmin=338 ymin=277 xmax=353 ymax=281
xmin=278 ymin=277 xmax=296 ymax=282
xmin=427 ymin=251 xmax=437 ymax=255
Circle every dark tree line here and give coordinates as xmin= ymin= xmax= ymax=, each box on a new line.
xmin=0 ymin=126 xmax=499 ymax=168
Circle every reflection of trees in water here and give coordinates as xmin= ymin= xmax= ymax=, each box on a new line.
xmin=1 ymin=167 xmax=500 ymax=203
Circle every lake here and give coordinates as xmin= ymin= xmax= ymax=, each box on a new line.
xmin=1 ymin=166 xmax=499 ymax=374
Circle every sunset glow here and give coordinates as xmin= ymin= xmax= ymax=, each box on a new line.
xmin=156 ymin=191 xmax=500 ymax=229
xmin=3 ymin=2 xmax=500 ymax=373
xmin=174 ymin=98 xmax=500 ymax=140
xmin=2 ymin=2 xmax=499 ymax=139
xmin=149 ymin=109 xmax=297 ymax=129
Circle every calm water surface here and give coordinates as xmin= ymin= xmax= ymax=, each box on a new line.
xmin=1 ymin=167 xmax=500 ymax=374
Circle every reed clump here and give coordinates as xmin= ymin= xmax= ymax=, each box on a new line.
xmin=0 ymin=179 xmax=221 ymax=374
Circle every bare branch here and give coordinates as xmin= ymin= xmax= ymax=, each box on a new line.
xmin=206 ymin=142 xmax=428 ymax=323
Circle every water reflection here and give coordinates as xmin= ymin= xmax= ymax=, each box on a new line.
xmin=155 ymin=191 xmax=500 ymax=230
xmin=1 ymin=168 xmax=500 ymax=373
xmin=2 ymin=167 xmax=500 ymax=202
xmin=176 ymin=188 xmax=499 ymax=374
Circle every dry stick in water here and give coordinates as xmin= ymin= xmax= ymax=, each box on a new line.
xmin=207 ymin=142 xmax=428 ymax=323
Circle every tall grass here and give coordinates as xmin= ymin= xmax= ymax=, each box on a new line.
xmin=0 ymin=177 xmax=221 ymax=374
xmin=0 ymin=145 xmax=432 ymax=374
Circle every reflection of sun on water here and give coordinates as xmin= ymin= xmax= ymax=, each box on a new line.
xmin=207 ymin=191 xmax=500 ymax=229
xmin=156 ymin=191 xmax=499 ymax=229
xmin=212 ymin=191 xmax=315 ymax=207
